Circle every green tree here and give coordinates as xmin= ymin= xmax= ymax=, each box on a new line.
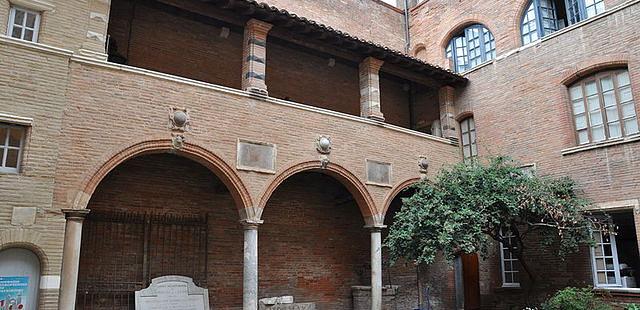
xmin=384 ymin=156 xmax=607 ymax=283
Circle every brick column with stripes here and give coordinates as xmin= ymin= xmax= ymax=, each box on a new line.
xmin=359 ymin=57 xmax=386 ymax=121
xmin=242 ymin=19 xmax=273 ymax=95
xmin=438 ymin=85 xmax=458 ymax=141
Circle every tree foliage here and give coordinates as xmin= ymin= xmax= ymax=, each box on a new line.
xmin=384 ymin=156 xmax=606 ymax=280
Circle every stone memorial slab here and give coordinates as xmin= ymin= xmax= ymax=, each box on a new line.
xmin=237 ymin=139 xmax=277 ymax=173
xmin=135 ymin=276 xmax=209 ymax=310
xmin=260 ymin=303 xmax=316 ymax=310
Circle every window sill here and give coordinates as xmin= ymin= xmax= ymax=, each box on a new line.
xmin=594 ymin=287 xmax=640 ymax=295
xmin=10 ymin=0 xmax=55 ymax=11
xmin=495 ymin=285 xmax=522 ymax=293
xmin=561 ymin=134 xmax=640 ymax=156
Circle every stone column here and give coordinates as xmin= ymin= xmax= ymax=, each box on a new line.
xmin=242 ymin=19 xmax=273 ymax=95
xmin=359 ymin=57 xmax=386 ymax=121
xmin=58 ymin=209 xmax=90 ymax=310
xmin=242 ymin=220 xmax=262 ymax=310
xmin=78 ymin=0 xmax=111 ymax=60
xmin=370 ymin=226 xmax=384 ymax=310
xmin=438 ymin=85 xmax=458 ymax=141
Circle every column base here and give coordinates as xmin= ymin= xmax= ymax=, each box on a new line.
xmin=245 ymin=87 xmax=269 ymax=97
xmin=77 ymin=49 xmax=108 ymax=61
xmin=367 ymin=114 xmax=386 ymax=122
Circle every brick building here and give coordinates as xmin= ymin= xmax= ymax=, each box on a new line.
xmin=0 ymin=0 xmax=638 ymax=309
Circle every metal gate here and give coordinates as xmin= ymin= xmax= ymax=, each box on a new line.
xmin=76 ymin=210 xmax=209 ymax=309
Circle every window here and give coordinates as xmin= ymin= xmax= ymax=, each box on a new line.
xmin=591 ymin=211 xmax=640 ymax=289
xmin=591 ymin=228 xmax=621 ymax=287
xmin=0 ymin=123 xmax=26 ymax=173
xmin=520 ymin=0 xmax=605 ymax=44
xmin=460 ymin=117 xmax=477 ymax=159
xmin=446 ymin=24 xmax=495 ymax=73
xmin=7 ymin=6 xmax=41 ymax=42
xmin=500 ymin=231 xmax=520 ymax=287
xmin=569 ymin=69 xmax=638 ymax=145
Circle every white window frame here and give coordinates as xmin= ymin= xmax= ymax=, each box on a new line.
xmin=499 ymin=230 xmax=521 ymax=287
xmin=590 ymin=228 xmax=622 ymax=288
xmin=0 ymin=123 xmax=26 ymax=174
xmin=7 ymin=6 xmax=41 ymax=42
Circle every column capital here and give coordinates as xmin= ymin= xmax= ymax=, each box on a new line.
xmin=365 ymin=225 xmax=387 ymax=232
xmin=240 ymin=219 xmax=263 ymax=230
xmin=360 ymin=57 xmax=384 ymax=72
xmin=62 ymin=209 xmax=90 ymax=221
xmin=245 ymin=18 xmax=273 ymax=35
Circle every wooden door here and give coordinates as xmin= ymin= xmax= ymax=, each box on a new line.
xmin=461 ymin=253 xmax=481 ymax=310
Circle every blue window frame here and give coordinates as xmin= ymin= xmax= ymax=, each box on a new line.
xmin=446 ymin=24 xmax=495 ymax=73
xmin=521 ymin=0 xmax=605 ymax=44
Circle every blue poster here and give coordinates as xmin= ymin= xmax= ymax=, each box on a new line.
xmin=0 ymin=277 xmax=28 ymax=310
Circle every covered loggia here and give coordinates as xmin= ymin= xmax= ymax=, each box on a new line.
xmin=258 ymin=171 xmax=373 ymax=309
xmin=75 ymin=153 xmax=244 ymax=309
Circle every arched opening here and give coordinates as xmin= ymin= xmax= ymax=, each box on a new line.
xmin=0 ymin=248 xmax=41 ymax=309
xmin=76 ymin=153 xmax=244 ymax=309
xmin=445 ymin=24 xmax=496 ymax=73
xmin=259 ymin=172 xmax=370 ymax=309
xmin=383 ymin=184 xmax=461 ymax=309
xmin=382 ymin=186 xmax=423 ymax=309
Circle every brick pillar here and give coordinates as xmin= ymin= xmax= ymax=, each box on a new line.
xmin=58 ymin=209 xmax=90 ymax=310
xmin=369 ymin=226 xmax=385 ymax=310
xmin=242 ymin=19 xmax=273 ymax=95
xmin=78 ymin=0 xmax=111 ymax=60
xmin=359 ymin=57 xmax=386 ymax=121
xmin=438 ymin=86 xmax=458 ymax=141
xmin=242 ymin=220 xmax=262 ymax=310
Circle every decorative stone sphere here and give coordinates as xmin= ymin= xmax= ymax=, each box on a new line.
xmin=173 ymin=110 xmax=188 ymax=127
xmin=318 ymin=137 xmax=331 ymax=151
xmin=418 ymin=157 xmax=429 ymax=170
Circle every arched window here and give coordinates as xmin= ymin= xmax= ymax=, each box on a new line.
xmin=569 ymin=69 xmax=638 ymax=145
xmin=521 ymin=0 xmax=605 ymax=44
xmin=446 ymin=24 xmax=496 ymax=73
xmin=0 ymin=248 xmax=41 ymax=309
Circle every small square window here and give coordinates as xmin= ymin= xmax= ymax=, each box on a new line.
xmin=8 ymin=6 xmax=41 ymax=42
xmin=0 ymin=123 xmax=26 ymax=173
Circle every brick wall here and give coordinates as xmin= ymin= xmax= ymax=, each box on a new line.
xmin=0 ymin=41 xmax=72 ymax=309
xmin=409 ymin=0 xmax=628 ymax=68
xmin=107 ymin=0 xmax=422 ymax=128
xmin=261 ymin=172 xmax=370 ymax=309
xmin=107 ymin=1 xmax=244 ymax=89
xmin=80 ymin=155 xmax=373 ymax=309
xmin=445 ymin=2 xmax=640 ymax=308
xmin=80 ymin=154 xmax=244 ymax=308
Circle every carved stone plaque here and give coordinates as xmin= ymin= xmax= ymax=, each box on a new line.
xmin=261 ymin=303 xmax=316 ymax=310
xmin=135 ymin=276 xmax=209 ymax=310
xmin=366 ymin=159 xmax=392 ymax=186
xmin=237 ymin=139 xmax=276 ymax=173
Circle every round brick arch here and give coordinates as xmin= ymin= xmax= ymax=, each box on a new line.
xmin=77 ymin=139 xmax=252 ymax=215
xmin=258 ymin=161 xmax=377 ymax=224
xmin=381 ymin=177 xmax=421 ymax=223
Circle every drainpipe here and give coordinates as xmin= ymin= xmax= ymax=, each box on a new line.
xmin=403 ymin=0 xmax=411 ymax=54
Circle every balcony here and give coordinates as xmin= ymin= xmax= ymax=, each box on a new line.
xmin=105 ymin=0 xmax=466 ymax=135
